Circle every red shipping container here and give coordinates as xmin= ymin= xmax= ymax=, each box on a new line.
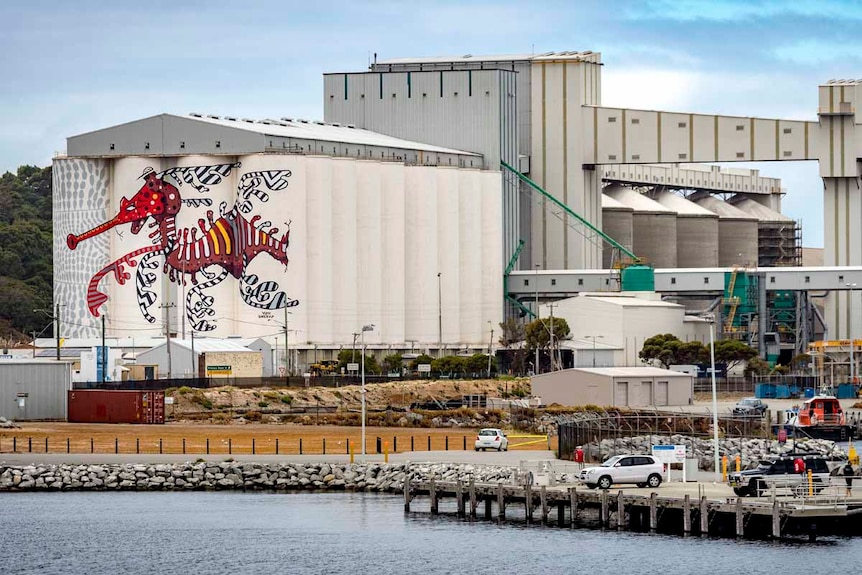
xmin=68 ymin=390 xmax=165 ymax=424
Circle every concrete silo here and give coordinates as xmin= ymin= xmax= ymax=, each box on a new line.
xmin=604 ymin=185 xmax=677 ymax=268
xmin=691 ymin=193 xmax=759 ymax=267
xmin=728 ymin=196 xmax=801 ymax=267
xmin=601 ymin=193 xmax=634 ymax=268
xmin=649 ymin=190 xmax=718 ymax=268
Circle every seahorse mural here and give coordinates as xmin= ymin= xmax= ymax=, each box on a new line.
xmin=66 ymin=162 xmax=298 ymax=331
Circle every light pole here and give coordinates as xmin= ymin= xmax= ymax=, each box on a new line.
xmin=706 ymin=314 xmax=720 ymax=483
xmin=487 ymin=321 xmax=494 ymax=378
xmin=587 ymin=335 xmax=604 ymax=368
xmin=360 ymin=323 xmax=375 ymax=457
xmin=534 ymin=264 xmax=540 ymax=374
xmin=847 ymin=283 xmax=857 ymax=385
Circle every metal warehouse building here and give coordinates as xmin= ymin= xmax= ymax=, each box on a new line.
xmin=0 ymin=360 xmax=72 ymax=420
xmin=531 ymin=367 xmax=693 ymax=408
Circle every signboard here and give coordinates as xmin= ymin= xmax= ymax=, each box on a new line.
xmin=278 ymin=366 xmax=286 ymax=377
xmin=651 ymin=444 xmax=689 ymax=482
xmin=164 ymin=396 xmax=175 ymax=405
xmin=207 ymin=365 xmax=232 ymax=375
xmin=95 ymin=346 xmax=107 ymax=382
xmin=418 ymin=363 xmax=432 ymax=373
xmin=347 ymin=363 xmax=360 ymax=372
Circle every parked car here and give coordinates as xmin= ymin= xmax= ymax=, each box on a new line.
xmin=474 ymin=428 xmax=509 ymax=451
xmin=733 ymin=397 xmax=768 ymax=417
xmin=728 ymin=453 xmax=831 ymax=497
xmin=579 ymin=455 xmax=664 ymax=490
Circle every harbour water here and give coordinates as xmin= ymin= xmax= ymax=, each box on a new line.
xmin=1 ymin=491 xmax=860 ymax=574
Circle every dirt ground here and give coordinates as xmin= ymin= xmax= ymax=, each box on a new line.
xmin=0 ymin=423 xmax=551 ymax=456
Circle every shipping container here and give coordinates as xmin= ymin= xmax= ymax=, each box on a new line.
xmin=67 ymin=390 xmax=165 ymax=424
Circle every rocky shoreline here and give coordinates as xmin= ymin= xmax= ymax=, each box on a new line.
xmin=0 ymin=462 xmax=531 ymax=493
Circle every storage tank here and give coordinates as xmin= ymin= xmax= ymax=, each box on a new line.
xmin=601 ymin=193 xmax=634 ymax=268
xmin=604 ymin=185 xmax=677 ymax=268
xmin=691 ymin=194 xmax=759 ymax=267
xmin=728 ymin=195 xmax=800 ymax=267
xmin=649 ymin=190 xmax=718 ymax=268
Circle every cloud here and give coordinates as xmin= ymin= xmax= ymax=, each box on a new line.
xmin=624 ymin=0 xmax=862 ymax=22
xmin=772 ymin=38 xmax=862 ymax=65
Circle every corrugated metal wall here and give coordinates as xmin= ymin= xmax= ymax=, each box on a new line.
xmin=0 ymin=362 xmax=71 ymax=420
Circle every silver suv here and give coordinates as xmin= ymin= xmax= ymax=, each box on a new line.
xmin=579 ymin=455 xmax=665 ymax=490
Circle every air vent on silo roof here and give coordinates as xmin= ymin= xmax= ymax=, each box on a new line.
xmin=189 ymin=113 xmax=203 ymax=118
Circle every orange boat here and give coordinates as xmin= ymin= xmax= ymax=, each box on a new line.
xmin=791 ymin=395 xmax=853 ymax=440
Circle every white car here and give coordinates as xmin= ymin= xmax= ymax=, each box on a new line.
xmin=474 ymin=428 xmax=509 ymax=451
xmin=579 ymin=455 xmax=664 ymax=490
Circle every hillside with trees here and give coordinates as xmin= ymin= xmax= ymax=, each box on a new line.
xmin=0 ymin=165 xmax=53 ymax=345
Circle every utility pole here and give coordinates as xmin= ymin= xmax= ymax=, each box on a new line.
xmin=191 ymin=330 xmax=196 ymax=378
xmin=160 ymin=302 xmax=175 ymax=380
xmin=284 ymin=307 xmax=291 ymax=382
xmin=32 ymin=331 xmax=36 ymax=359
xmin=534 ymin=264 xmax=540 ymax=374
xmin=487 ymin=321 xmax=494 ymax=378
xmin=548 ymin=303 xmax=557 ymax=372
xmin=55 ymin=302 xmax=61 ymax=361
xmin=101 ymin=314 xmax=107 ymax=383
xmin=437 ymin=272 xmax=443 ymax=358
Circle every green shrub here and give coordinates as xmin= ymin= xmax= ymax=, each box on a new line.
xmin=177 ymin=386 xmax=192 ymax=395
xmin=258 ymin=401 xmax=270 ymax=408
xmin=263 ymin=391 xmax=280 ymax=400
xmin=280 ymin=394 xmax=294 ymax=405
xmin=244 ymin=410 xmax=262 ymax=422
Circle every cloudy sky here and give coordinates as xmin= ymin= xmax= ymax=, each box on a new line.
xmin=1 ymin=0 xmax=858 ymax=247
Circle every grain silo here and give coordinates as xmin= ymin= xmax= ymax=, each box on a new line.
xmin=728 ymin=196 xmax=801 ymax=266
xmin=649 ymin=190 xmax=718 ymax=268
xmin=604 ymin=185 xmax=677 ymax=268
xmin=601 ymin=193 xmax=634 ymax=268
xmin=691 ymin=193 xmax=759 ymax=267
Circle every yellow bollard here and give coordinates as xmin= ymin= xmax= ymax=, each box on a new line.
xmin=384 ymin=441 xmax=389 ymax=463
xmin=349 ymin=444 xmax=355 ymax=464
xmin=735 ymin=455 xmax=741 ymax=473
xmin=722 ymin=455 xmax=728 ymax=482
xmin=808 ymin=469 xmax=814 ymax=497
xmin=849 ymin=441 xmax=859 ymax=466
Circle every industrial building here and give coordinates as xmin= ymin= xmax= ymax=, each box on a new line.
xmin=135 ymin=339 xmax=266 ymax=379
xmin=51 ymin=50 xmax=862 ymax=374
xmin=531 ymin=367 xmax=694 ymax=407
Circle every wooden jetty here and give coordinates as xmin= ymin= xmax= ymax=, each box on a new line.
xmin=403 ymin=478 xmax=862 ymax=540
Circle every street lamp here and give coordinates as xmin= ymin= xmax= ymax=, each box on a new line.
xmin=534 ymin=264 xmax=540 ymax=374
xmin=586 ymin=335 xmax=604 ymax=368
xmin=360 ymin=323 xmax=375 ymax=457
xmin=703 ymin=313 xmax=721 ymax=483
xmin=487 ymin=321 xmax=494 ymax=378
xmin=847 ymin=283 xmax=857 ymax=385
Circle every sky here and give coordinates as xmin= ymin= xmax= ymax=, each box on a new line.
xmin=2 ymin=0 xmax=859 ymax=249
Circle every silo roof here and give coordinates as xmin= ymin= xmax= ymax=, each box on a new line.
xmin=692 ymin=195 xmax=758 ymax=221
xmin=604 ymin=186 xmax=674 ymax=214
xmin=601 ymin=193 xmax=633 ymax=211
xmin=728 ymin=197 xmax=793 ymax=222
xmin=650 ymin=190 xmax=717 ymax=217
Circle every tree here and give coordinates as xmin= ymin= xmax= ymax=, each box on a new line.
xmin=639 ymin=334 xmax=708 ymax=368
xmin=382 ymin=353 xmax=403 ymax=373
xmin=525 ymin=317 xmax=571 ymax=351
xmin=431 ymin=355 xmax=465 ymax=374
xmin=744 ymin=357 xmax=771 ymax=378
xmin=712 ymin=339 xmax=758 ymax=371
xmin=498 ymin=318 xmax=525 ymax=347
xmin=465 ymin=353 xmax=493 ymax=375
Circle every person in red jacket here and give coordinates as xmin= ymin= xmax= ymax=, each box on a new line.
xmin=575 ymin=446 xmax=585 ymax=470
xmin=793 ymin=457 xmax=805 ymax=474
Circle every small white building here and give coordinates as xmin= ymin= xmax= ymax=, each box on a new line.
xmin=543 ymin=293 xmax=712 ymax=366
xmin=0 ymin=359 xmax=73 ymax=420
xmin=532 ymin=367 xmax=694 ymax=408
xmin=136 ymin=339 xmax=264 ymax=379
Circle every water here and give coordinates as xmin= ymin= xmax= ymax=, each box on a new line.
xmin=0 ymin=491 xmax=859 ymax=575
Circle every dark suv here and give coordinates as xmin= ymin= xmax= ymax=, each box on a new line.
xmin=732 ymin=397 xmax=768 ymax=417
xmin=728 ymin=453 xmax=831 ymax=497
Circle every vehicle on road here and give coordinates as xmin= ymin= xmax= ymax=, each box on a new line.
xmin=728 ymin=453 xmax=831 ymax=497
xmin=474 ymin=428 xmax=508 ymax=451
xmin=579 ymin=454 xmax=664 ymax=490
xmin=732 ymin=397 xmax=768 ymax=417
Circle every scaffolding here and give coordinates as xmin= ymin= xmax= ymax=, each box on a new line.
xmin=758 ymin=219 xmax=802 ymax=267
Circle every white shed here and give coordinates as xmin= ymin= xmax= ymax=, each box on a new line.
xmin=532 ymin=367 xmax=693 ymax=408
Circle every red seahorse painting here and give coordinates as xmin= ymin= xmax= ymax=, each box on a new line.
xmin=66 ymin=162 xmax=298 ymax=331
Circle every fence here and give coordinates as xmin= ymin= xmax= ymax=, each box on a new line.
xmin=692 ymin=377 xmax=753 ymax=394
xmin=557 ymin=411 xmax=768 ymax=462
xmin=0 ymin=432 xmax=550 ymax=456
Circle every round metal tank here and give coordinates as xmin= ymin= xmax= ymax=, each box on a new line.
xmin=650 ymin=190 xmax=718 ymax=268
xmin=728 ymin=196 xmax=798 ymax=267
xmin=604 ymin=185 xmax=677 ymax=268
xmin=693 ymin=194 xmax=759 ymax=267
xmin=601 ymin=193 xmax=634 ymax=268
